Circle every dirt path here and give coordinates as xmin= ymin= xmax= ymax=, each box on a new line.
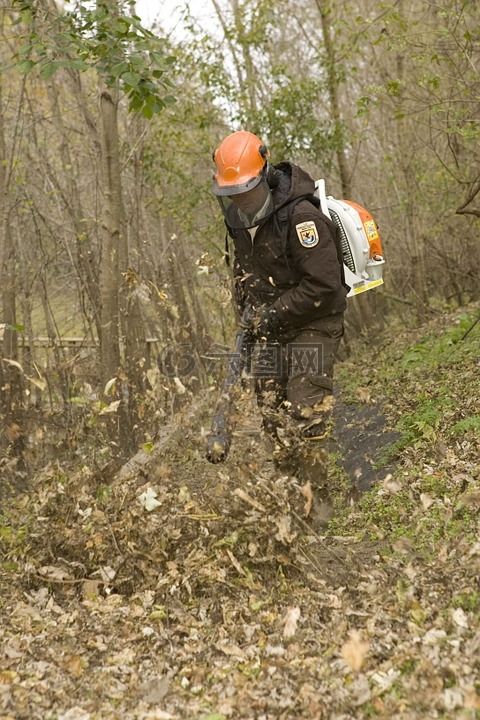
xmin=332 ymin=393 xmax=400 ymax=491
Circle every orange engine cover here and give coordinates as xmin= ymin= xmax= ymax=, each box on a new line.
xmin=343 ymin=200 xmax=383 ymax=258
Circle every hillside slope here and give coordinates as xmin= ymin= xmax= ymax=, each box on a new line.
xmin=1 ymin=304 xmax=479 ymax=720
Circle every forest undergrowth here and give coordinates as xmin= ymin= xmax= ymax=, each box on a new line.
xmin=0 ymin=302 xmax=479 ymax=720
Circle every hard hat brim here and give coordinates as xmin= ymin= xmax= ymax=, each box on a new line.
xmin=212 ymin=172 xmax=264 ymax=197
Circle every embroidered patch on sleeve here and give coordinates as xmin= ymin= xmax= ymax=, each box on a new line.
xmin=296 ymin=221 xmax=319 ymax=248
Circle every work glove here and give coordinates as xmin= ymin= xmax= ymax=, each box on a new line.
xmin=239 ymin=304 xmax=282 ymax=340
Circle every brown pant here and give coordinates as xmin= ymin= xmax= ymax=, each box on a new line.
xmin=254 ymin=313 xmax=344 ymax=440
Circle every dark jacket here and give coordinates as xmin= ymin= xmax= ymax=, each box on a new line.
xmin=228 ymin=162 xmax=348 ymax=332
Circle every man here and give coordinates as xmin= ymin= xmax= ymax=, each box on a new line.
xmin=212 ymin=130 xmax=348 ymax=505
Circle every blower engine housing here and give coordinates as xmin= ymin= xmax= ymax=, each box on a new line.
xmin=314 ymin=180 xmax=385 ymax=297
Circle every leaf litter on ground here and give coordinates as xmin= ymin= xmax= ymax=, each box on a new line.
xmin=1 ymin=302 xmax=479 ymax=719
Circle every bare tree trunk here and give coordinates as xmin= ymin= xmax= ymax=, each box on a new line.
xmin=99 ymin=78 xmax=138 ymax=453
xmin=45 ymin=80 xmax=102 ymax=341
xmin=396 ymin=0 xmax=427 ymax=320
xmin=315 ymin=0 xmax=352 ymax=199
xmin=99 ymin=87 xmax=122 ymax=382
xmin=98 ymin=85 xmax=134 ymax=453
xmin=315 ymin=0 xmax=374 ymax=330
xmin=231 ymin=0 xmax=258 ymax=118
xmin=0 ymin=51 xmax=24 ymax=456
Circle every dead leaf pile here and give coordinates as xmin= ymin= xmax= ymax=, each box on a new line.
xmin=1 ymin=302 xmax=479 ymax=719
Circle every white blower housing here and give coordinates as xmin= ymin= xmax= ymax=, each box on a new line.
xmin=315 ymin=180 xmax=385 ymax=297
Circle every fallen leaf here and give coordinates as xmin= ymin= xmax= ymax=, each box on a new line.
xmin=301 ymin=482 xmax=313 ymax=517
xmin=340 ymin=629 xmax=369 ymax=672
xmin=0 ymin=671 xmax=18 ymax=684
xmin=138 ymin=487 xmax=162 ymax=512
xmin=26 ymin=374 xmax=47 ymax=391
xmin=143 ymin=711 xmax=178 ymax=720
xmin=452 ymin=607 xmax=469 ymax=628
xmin=233 ymin=487 xmax=266 ymax=512
xmin=355 ymin=387 xmax=371 ymax=403
xmin=2 ymin=358 xmax=24 ymax=373
xmin=371 ymin=668 xmax=400 ymax=692
xmin=283 ymin=606 xmax=301 ymax=639
xmin=381 ymin=474 xmax=402 ymax=494
xmin=99 ymin=400 xmax=121 ymax=415
xmin=140 ymin=676 xmax=170 ymax=705
xmin=392 ymin=536 xmax=413 ymax=554
xmin=173 ymin=377 xmax=186 ymax=394
xmin=422 ymin=629 xmax=447 ymax=645
xmin=464 ymin=688 xmax=480 ymax=709
xmin=103 ymin=377 xmax=117 ymax=396
xmin=420 ymin=492 xmax=435 ymax=510
xmin=63 ymin=654 xmax=88 ymax=678
xmin=5 ymin=423 xmax=22 ymax=442
xmin=215 ymin=641 xmax=247 ymax=659
xmin=58 ymin=709 xmax=91 ymax=720
xmin=98 ymin=566 xmax=116 ymax=582
xmin=38 ymin=565 xmax=73 ymax=581
xmin=82 ymin=580 xmax=100 ymax=599
xmin=275 ymin=515 xmax=297 ymax=544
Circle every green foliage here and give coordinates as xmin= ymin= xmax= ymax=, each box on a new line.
xmin=13 ymin=0 xmax=176 ymax=118
xmin=452 ymin=591 xmax=480 ymax=614
xmin=329 ymin=307 xmax=480 ymax=560
xmin=397 ymin=395 xmax=451 ymax=443
xmin=400 ymin=313 xmax=480 ymax=371
xmin=252 ymin=73 xmax=340 ymax=166
xmin=178 ymin=0 xmax=339 ymax=168
xmin=451 ymin=415 xmax=480 ymax=437
xmin=366 ymin=1 xmax=480 ymax=142
xmin=328 ymin=466 xmax=477 ymax=559
xmin=95 ymin=483 xmax=114 ymax=506
xmin=0 ymin=513 xmax=29 ymax=567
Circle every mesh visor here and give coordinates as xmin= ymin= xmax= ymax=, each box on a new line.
xmin=216 ymin=177 xmax=274 ymax=230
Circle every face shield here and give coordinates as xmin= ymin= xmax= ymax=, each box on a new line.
xmin=214 ymin=175 xmax=274 ymax=230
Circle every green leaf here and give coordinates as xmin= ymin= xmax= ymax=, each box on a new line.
xmin=16 ymin=59 xmax=35 ymax=74
xmin=129 ymin=55 xmax=144 ymax=68
xmin=110 ymin=61 xmax=129 ymax=78
xmin=53 ymin=32 xmax=76 ymax=44
xmin=149 ymin=100 xmax=166 ymax=113
xmin=39 ymin=61 xmax=59 ymax=80
xmin=163 ymin=95 xmax=176 ymax=105
xmin=129 ymin=95 xmax=143 ymax=112
xmin=67 ymin=58 xmax=89 ymax=71
xmin=141 ymin=104 xmax=154 ymax=119
xmin=122 ymin=71 xmax=140 ymax=87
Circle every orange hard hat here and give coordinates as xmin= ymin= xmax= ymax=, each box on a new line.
xmin=212 ymin=131 xmax=270 ymax=196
